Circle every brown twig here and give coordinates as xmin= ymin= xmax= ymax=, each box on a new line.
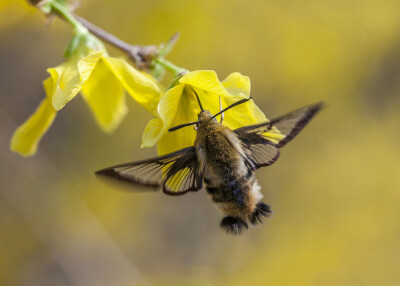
xmin=28 ymin=0 xmax=182 ymax=73
xmin=72 ymin=15 xmax=157 ymax=69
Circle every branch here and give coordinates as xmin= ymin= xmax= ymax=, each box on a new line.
xmin=73 ymin=15 xmax=158 ymax=69
xmin=28 ymin=0 xmax=185 ymax=74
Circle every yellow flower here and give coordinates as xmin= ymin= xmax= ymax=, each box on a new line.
xmin=49 ymin=50 xmax=162 ymax=129
xmin=142 ymin=70 xmax=284 ymax=155
xmin=10 ymin=50 xmax=163 ymax=157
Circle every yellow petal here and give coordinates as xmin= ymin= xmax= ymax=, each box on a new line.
xmin=156 ymin=121 xmax=196 ymax=155
xmin=156 ymin=86 xmax=199 ymax=155
xmin=179 ymin=70 xmax=227 ymax=95
xmin=141 ymin=84 xmax=185 ymax=150
xmin=81 ymin=58 xmax=127 ymax=133
xmin=196 ymin=88 xmax=225 ymax=117
xmin=48 ymin=51 xmax=103 ymax=110
xmin=222 ymin=99 xmax=268 ymax=129
xmin=10 ymin=78 xmax=57 ymax=157
xmin=102 ymin=57 xmax=162 ymax=115
xmin=178 ymin=71 xmax=253 ymax=120
xmin=222 ymin=74 xmax=284 ymax=142
xmin=141 ymin=118 xmax=164 ymax=148
xmin=221 ymin=72 xmax=251 ymax=98
xmin=196 ymin=72 xmax=266 ymax=130
xmin=194 ymin=70 xmax=265 ymax=129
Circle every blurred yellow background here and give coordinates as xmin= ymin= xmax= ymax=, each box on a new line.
xmin=1 ymin=1 xmax=400 ymax=285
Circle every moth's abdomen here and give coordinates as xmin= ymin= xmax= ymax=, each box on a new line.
xmin=195 ymin=124 xmax=272 ymax=234
xmin=205 ymin=169 xmax=262 ymax=218
xmin=206 ymin=169 xmax=251 ymax=202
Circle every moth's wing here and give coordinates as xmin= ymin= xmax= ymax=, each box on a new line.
xmin=235 ymin=102 xmax=323 ymax=169
xmin=163 ymin=150 xmax=203 ymax=195
xmin=96 ymin=146 xmax=202 ymax=195
xmin=237 ymin=131 xmax=280 ymax=169
xmin=236 ymin=102 xmax=323 ymax=148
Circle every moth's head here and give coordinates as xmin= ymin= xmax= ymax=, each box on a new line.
xmin=168 ymin=90 xmax=252 ymax=133
xmin=195 ymin=110 xmax=218 ymax=130
xmin=198 ymin=110 xmax=215 ymax=122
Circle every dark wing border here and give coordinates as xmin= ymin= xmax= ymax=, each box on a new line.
xmin=163 ymin=151 xmax=203 ymax=195
xmin=235 ymin=102 xmax=323 ymax=169
xmin=237 ymin=131 xmax=280 ymax=170
xmin=235 ymin=102 xmax=323 ymax=148
xmin=96 ymin=146 xmax=202 ymax=195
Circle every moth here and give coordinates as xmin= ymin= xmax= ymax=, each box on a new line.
xmin=96 ymin=91 xmax=323 ymax=235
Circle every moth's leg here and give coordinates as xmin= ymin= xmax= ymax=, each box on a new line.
xmin=250 ymin=202 xmax=273 ymax=225
xmin=219 ymin=96 xmax=224 ymax=123
xmin=220 ymin=216 xmax=248 ymax=235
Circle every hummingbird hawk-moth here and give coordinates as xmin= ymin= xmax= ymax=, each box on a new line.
xmin=96 ymin=91 xmax=323 ymax=235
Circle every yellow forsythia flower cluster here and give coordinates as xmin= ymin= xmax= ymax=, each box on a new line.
xmin=11 ymin=61 xmax=281 ymax=157
xmin=10 ymin=50 xmax=162 ymax=156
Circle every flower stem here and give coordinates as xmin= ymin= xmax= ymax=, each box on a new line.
xmin=50 ymin=1 xmax=85 ymax=33
xmin=72 ymin=15 xmax=157 ymax=66
xmin=155 ymin=57 xmax=187 ymax=76
xmin=32 ymin=1 xmax=187 ymax=74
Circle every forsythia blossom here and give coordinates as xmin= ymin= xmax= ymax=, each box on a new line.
xmin=141 ymin=70 xmax=284 ymax=155
xmin=11 ymin=46 xmax=162 ymax=157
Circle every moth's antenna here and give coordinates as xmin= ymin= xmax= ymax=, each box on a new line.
xmin=193 ymin=89 xmax=204 ymax=111
xmin=219 ymin=96 xmax=224 ymax=123
xmin=212 ymin=97 xmax=252 ymax=120
xmin=168 ymin=89 xmax=204 ymax=132
xmin=169 ymin=121 xmax=201 ymax=132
